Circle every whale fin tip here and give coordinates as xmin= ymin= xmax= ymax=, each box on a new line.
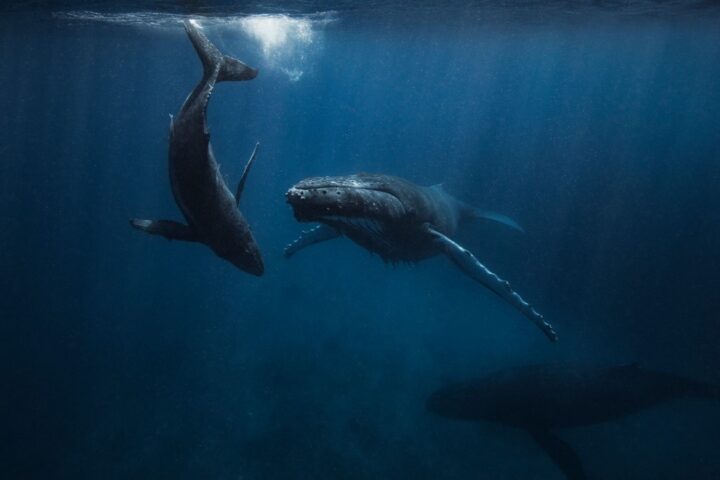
xmin=472 ymin=210 xmax=525 ymax=233
xmin=130 ymin=218 xmax=199 ymax=243
xmin=235 ymin=142 xmax=260 ymax=208
xmin=527 ymin=427 xmax=587 ymax=480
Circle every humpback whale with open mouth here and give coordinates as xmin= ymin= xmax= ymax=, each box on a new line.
xmin=427 ymin=363 xmax=720 ymax=479
xmin=131 ymin=20 xmax=264 ymax=276
xmin=284 ymin=173 xmax=557 ymax=341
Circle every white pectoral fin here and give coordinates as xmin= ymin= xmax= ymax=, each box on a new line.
xmin=284 ymin=224 xmax=340 ymax=258
xmin=425 ymin=225 xmax=557 ymax=342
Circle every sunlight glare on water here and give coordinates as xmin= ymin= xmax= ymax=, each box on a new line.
xmin=237 ymin=15 xmax=314 ymax=57
xmin=53 ymin=10 xmax=335 ymax=82
xmin=232 ymin=13 xmax=332 ymax=82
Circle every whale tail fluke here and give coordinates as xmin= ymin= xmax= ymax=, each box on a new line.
xmin=429 ymin=184 xmax=525 ymax=233
xmin=470 ymin=209 xmax=525 ymax=233
xmin=184 ymin=20 xmax=258 ymax=82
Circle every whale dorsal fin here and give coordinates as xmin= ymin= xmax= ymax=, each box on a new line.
xmin=527 ymin=427 xmax=587 ymax=480
xmin=235 ymin=142 xmax=260 ymax=208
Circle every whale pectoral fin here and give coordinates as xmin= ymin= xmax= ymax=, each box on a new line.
xmin=284 ymin=224 xmax=340 ymax=258
xmin=425 ymin=225 xmax=558 ymax=342
xmin=527 ymin=427 xmax=587 ymax=480
xmin=235 ymin=141 xmax=260 ymax=208
xmin=130 ymin=219 xmax=199 ymax=242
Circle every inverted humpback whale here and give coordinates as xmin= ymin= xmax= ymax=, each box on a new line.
xmin=284 ymin=173 xmax=557 ymax=341
xmin=427 ymin=363 xmax=720 ymax=479
xmin=131 ymin=21 xmax=264 ymax=276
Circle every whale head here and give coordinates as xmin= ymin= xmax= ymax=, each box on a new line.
xmin=285 ymin=174 xmax=410 ymax=234
xmin=225 ymin=238 xmax=264 ymax=276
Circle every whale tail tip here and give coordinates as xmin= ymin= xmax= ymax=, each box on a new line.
xmin=183 ymin=19 xmax=258 ymax=82
xmin=471 ymin=209 xmax=525 ymax=234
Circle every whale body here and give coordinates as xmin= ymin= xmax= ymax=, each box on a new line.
xmin=427 ymin=363 xmax=720 ymax=479
xmin=131 ymin=21 xmax=264 ymax=276
xmin=285 ymin=173 xmax=557 ymax=341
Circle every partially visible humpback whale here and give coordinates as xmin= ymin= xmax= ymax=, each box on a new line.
xmin=427 ymin=363 xmax=720 ymax=479
xmin=131 ymin=20 xmax=264 ymax=276
xmin=284 ymin=173 xmax=557 ymax=341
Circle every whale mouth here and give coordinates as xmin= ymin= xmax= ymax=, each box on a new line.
xmin=318 ymin=214 xmax=385 ymax=235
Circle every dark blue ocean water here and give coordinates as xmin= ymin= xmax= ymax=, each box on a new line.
xmin=2 ymin=2 xmax=720 ymax=478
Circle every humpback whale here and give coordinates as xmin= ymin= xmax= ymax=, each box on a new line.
xmin=284 ymin=173 xmax=557 ymax=341
xmin=131 ymin=21 xmax=264 ymax=276
xmin=426 ymin=363 xmax=720 ymax=479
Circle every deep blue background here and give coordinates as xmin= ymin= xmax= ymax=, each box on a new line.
xmin=2 ymin=3 xmax=720 ymax=478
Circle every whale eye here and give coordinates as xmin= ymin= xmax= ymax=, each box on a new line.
xmin=321 ymin=190 xmax=328 ymax=195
